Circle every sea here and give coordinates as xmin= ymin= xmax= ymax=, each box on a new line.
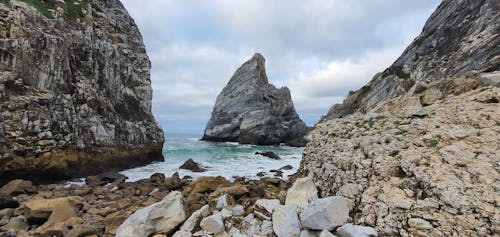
xmin=120 ymin=134 xmax=304 ymax=182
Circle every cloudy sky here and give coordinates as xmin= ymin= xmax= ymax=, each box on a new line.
xmin=120 ymin=0 xmax=441 ymax=135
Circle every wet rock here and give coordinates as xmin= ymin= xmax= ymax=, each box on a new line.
xmin=272 ymin=205 xmax=300 ymax=237
xmin=116 ymin=191 xmax=186 ymax=237
xmin=202 ymin=53 xmax=308 ymax=146
xmin=0 ymin=180 xmax=35 ymax=196
xmin=300 ymin=197 xmax=349 ymax=230
xmin=255 ymin=151 xmax=281 ymax=160
xmin=278 ymin=165 xmax=293 ymax=171
xmin=180 ymin=159 xmax=208 ymax=172
xmin=256 ymin=172 xmax=266 ymax=177
xmin=150 ymin=173 xmax=166 ymax=183
xmin=336 ymin=224 xmax=378 ymax=237
xmin=285 ymin=177 xmax=318 ymax=209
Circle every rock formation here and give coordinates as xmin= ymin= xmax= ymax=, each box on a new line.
xmin=323 ymin=0 xmax=499 ymax=120
xmin=202 ymin=53 xmax=308 ymax=146
xmin=0 ymin=0 xmax=164 ymax=183
xmin=299 ymin=0 xmax=499 ymax=236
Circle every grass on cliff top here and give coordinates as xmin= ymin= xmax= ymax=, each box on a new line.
xmin=0 ymin=0 xmax=9 ymax=6
xmin=21 ymin=0 xmax=87 ymax=20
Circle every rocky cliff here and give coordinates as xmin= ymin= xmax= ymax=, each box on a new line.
xmin=202 ymin=53 xmax=308 ymax=146
xmin=0 ymin=0 xmax=164 ymax=183
xmin=299 ymin=0 xmax=499 ymax=236
xmin=323 ymin=0 xmax=499 ymax=120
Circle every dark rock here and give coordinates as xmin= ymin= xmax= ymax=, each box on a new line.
xmin=269 ymin=170 xmax=284 ymax=177
xmin=0 ymin=197 xmax=19 ymax=209
xmin=256 ymin=172 xmax=266 ymax=177
xmin=0 ymin=0 xmax=164 ymax=184
xmin=179 ymin=159 xmax=208 ymax=172
xmin=202 ymin=53 xmax=309 ymax=146
xmin=97 ymin=172 xmax=128 ymax=184
xmin=164 ymin=172 xmax=183 ymax=190
xmin=255 ymin=151 xmax=281 ymax=160
xmin=278 ymin=165 xmax=293 ymax=171
xmin=322 ymin=0 xmax=500 ymax=120
xmin=150 ymin=173 xmax=166 ymax=183
xmin=85 ymin=176 xmax=104 ymax=187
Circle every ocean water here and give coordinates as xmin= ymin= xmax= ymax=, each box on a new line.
xmin=120 ymin=134 xmax=303 ymax=182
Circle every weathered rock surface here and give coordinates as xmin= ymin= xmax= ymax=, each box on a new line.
xmin=0 ymin=0 xmax=164 ymax=183
xmin=285 ymin=177 xmax=318 ymax=209
xmin=272 ymin=205 xmax=301 ymax=237
xmin=202 ymin=53 xmax=308 ymax=146
xmin=116 ymin=191 xmax=186 ymax=237
xmin=255 ymin=151 xmax=281 ymax=160
xmin=179 ymin=159 xmax=208 ymax=172
xmin=299 ymin=86 xmax=500 ymax=235
xmin=299 ymin=197 xmax=349 ymax=230
xmin=323 ymin=0 xmax=499 ymax=120
xmin=336 ymin=224 xmax=378 ymax=237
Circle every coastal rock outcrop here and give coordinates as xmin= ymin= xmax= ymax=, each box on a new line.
xmin=299 ymin=0 xmax=499 ymax=236
xmin=202 ymin=53 xmax=308 ymax=146
xmin=323 ymin=0 xmax=499 ymax=120
xmin=0 ymin=0 xmax=164 ymax=183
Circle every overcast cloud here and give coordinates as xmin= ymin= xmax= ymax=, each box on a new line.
xmin=120 ymin=0 xmax=441 ymax=134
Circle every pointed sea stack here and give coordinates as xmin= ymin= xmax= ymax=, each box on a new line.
xmin=202 ymin=53 xmax=308 ymax=146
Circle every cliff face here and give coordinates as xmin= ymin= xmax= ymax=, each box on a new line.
xmin=0 ymin=0 xmax=164 ymax=182
xmin=324 ymin=0 xmax=499 ymax=120
xmin=202 ymin=53 xmax=308 ymax=147
xmin=299 ymin=0 xmax=499 ymax=235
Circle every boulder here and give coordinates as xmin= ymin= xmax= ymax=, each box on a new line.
xmin=200 ymin=213 xmax=225 ymax=234
xmin=116 ymin=191 xmax=186 ymax=237
xmin=164 ymin=172 xmax=183 ymax=190
xmin=336 ymin=224 xmax=378 ymax=237
xmin=254 ymin=199 xmax=280 ymax=217
xmin=319 ymin=230 xmax=337 ymax=237
xmin=0 ymin=216 xmax=29 ymax=232
xmin=173 ymin=230 xmax=193 ymax=237
xmin=0 ymin=180 xmax=35 ymax=196
xmin=272 ymin=205 xmax=301 ymax=237
xmin=179 ymin=205 xmax=210 ymax=232
xmin=179 ymin=159 xmax=208 ymax=172
xmin=255 ymin=152 xmax=281 ymax=160
xmin=202 ymin=53 xmax=308 ymax=146
xmin=278 ymin=165 xmax=293 ymax=171
xmin=216 ymin=194 xmax=228 ymax=210
xmin=24 ymin=196 xmax=83 ymax=224
xmin=285 ymin=177 xmax=318 ymax=209
xmin=300 ymin=197 xmax=349 ymax=230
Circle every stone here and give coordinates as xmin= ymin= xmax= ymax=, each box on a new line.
xmin=272 ymin=205 xmax=301 ymax=237
xmin=0 ymin=180 xmax=35 ymax=196
xmin=336 ymin=224 xmax=378 ymax=237
xmin=278 ymin=165 xmax=293 ymax=171
xmin=179 ymin=159 xmax=208 ymax=172
xmin=65 ymin=225 xmax=98 ymax=237
xmin=164 ymin=172 xmax=183 ymax=190
xmin=300 ymin=230 xmax=320 ymax=237
xmin=285 ymin=177 xmax=318 ymax=209
xmin=319 ymin=230 xmax=337 ymax=237
xmin=202 ymin=53 xmax=308 ymax=146
xmin=116 ymin=191 xmax=186 ymax=237
xmin=216 ymin=194 xmax=228 ymax=210
xmin=200 ymin=213 xmax=225 ymax=234
xmin=0 ymin=216 xmax=29 ymax=232
xmin=24 ymin=196 xmax=83 ymax=224
xmin=0 ymin=0 xmax=164 ymax=184
xmin=0 ymin=197 xmax=19 ymax=209
xmin=172 ymin=230 xmax=193 ymax=237
xmin=408 ymin=218 xmax=433 ymax=230
xmin=300 ymin=197 xmax=349 ymax=230
xmin=232 ymin=205 xmax=245 ymax=216
xmin=254 ymin=199 xmax=280 ymax=217
xmin=179 ymin=205 xmax=210 ymax=232
xmin=255 ymin=151 xmax=281 ymax=160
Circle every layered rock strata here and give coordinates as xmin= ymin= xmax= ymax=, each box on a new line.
xmin=0 ymin=0 xmax=164 ymax=183
xmin=202 ymin=53 xmax=308 ymax=146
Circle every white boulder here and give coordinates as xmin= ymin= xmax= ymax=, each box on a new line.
xmin=200 ymin=213 xmax=225 ymax=234
xmin=300 ymin=196 xmax=349 ymax=230
xmin=285 ymin=177 xmax=318 ymax=209
xmin=336 ymin=224 xmax=378 ymax=237
xmin=272 ymin=205 xmax=301 ymax=237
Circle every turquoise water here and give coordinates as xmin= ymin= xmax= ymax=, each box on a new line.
xmin=120 ymin=134 xmax=303 ymax=181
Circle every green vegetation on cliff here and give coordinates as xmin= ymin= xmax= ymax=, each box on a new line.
xmin=21 ymin=0 xmax=87 ymax=20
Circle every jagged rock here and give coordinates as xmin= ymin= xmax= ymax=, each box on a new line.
xmin=300 ymin=197 xmax=349 ymax=230
xmin=0 ymin=0 xmax=164 ymax=183
xmin=216 ymin=194 xmax=228 ymax=210
xmin=179 ymin=159 xmax=208 ymax=172
xmin=253 ymin=199 xmax=280 ymax=219
xmin=272 ymin=205 xmax=301 ymax=237
xmin=285 ymin=177 xmax=318 ymax=209
xmin=323 ymin=0 xmax=499 ymax=120
xmin=255 ymin=151 xmax=281 ymax=160
xmin=336 ymin=224 xmax=378 ymax=237
xmin=202 ymin=53 xmax=308 ymax=146
xmin=116 ymin=191 xmax=186 ymax=237
xmin=0 ymin=180 xmax=35 ymax=196
xmin=65 ymin=225 xmax=98 ymax=237
xmin=200 ymin=213 xmax=225 ymax=234
xmin=179 ymin=205 xmax=209 ymax=232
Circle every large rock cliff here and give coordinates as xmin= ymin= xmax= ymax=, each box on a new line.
xmin=323 ymin=0 xmax=499 ymax=120
xmin=299 ymin=0 xmax=499 ymax=236
xmin=0 ymin=0 xmax=164 ymax=183
xmin=202 ymin=53 xmax=308 ymax=147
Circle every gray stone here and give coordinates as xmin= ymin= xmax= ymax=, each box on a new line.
xmin=202 ymin=53 xmax=308 ymax=146
xmin=232 ymin=205 xmax=245 ymax=216
xmin=285 ymin=177 xmax=318 ymax=209
xmin=200 ymin=213 xmax=225 ymax=234
xmin=116 ymin=191 xmax=186 ymax=237
xmin=300 ymin=197 xmax=349 ymax=230
xmin=179 ymin=205 xmax=210 ymax=232
xmin=272 ymin=205 xmax=301 ymax=237
xmin=319 ymin=230 xmax=337 ymax=237
xmin=336 ymin=224 xmax=378 ymax=237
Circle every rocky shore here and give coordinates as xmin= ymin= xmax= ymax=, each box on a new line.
xmin=0 ymin=172 xmax=378 ymax=237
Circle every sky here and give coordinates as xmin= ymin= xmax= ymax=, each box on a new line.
xmin=120 ymin=0 xmax=442 ymax=135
